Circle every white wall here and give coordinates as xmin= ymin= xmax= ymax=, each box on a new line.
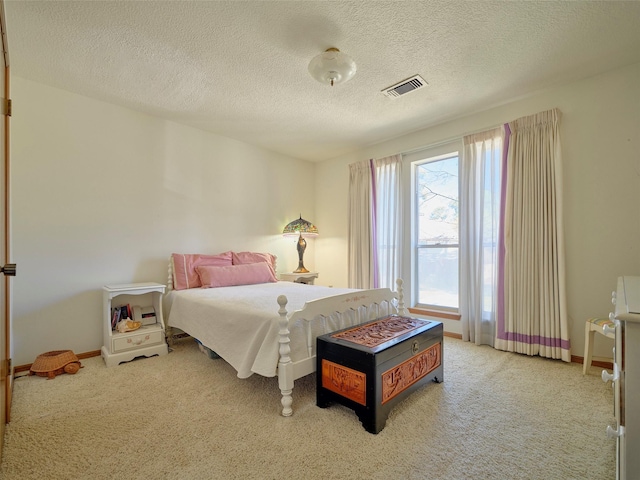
xmin=11 ymin=62 xmax=640 ymax=365
xmin=315 ymin=62 xmax=640 ymax=359
xmin=11 ymin=78 xmax=316 ymax=365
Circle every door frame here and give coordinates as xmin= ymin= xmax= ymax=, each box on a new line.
xmin=0 ymin=0 xmax=11 ymax=459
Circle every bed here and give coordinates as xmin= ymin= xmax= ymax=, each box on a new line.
xmin=164 ymin=251 xmax=406 ymax=416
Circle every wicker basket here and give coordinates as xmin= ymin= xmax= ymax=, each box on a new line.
xmin=29 ymin=350 xmax=82 ymax=379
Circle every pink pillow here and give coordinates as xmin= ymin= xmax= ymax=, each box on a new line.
xmin=196 ymin=262 xmax=277 ymax=288
xmin=171 ymin=252 xmax=233 ymax=290
xmin=232 ymin=251 xmax=276 ymax=269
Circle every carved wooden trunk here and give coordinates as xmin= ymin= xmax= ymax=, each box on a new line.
xmin=316 ymin=315 xmax=443 ymax=434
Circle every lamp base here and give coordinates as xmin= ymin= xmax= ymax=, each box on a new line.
xmin=294 ymin=234 xmax=309 ymax=274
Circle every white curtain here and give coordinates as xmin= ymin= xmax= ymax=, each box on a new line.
xmin=373 ymin=155 xmax=403 ymax=290
xmin=495 ymin=108 xmax=570 ymax=361
xmin=460 ymin=128 xmax=503 ymax=346
xmin=348 ymin=161 xmax=373 ymax=289
xmin=348 ymin=155 xmax=403 ymax=289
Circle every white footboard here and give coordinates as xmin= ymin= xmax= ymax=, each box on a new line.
xmin=276 ymin=279 xmax=406 ymax=416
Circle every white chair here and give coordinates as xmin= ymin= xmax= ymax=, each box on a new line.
xmin=582 ymin=317 xmax=615 ymax=374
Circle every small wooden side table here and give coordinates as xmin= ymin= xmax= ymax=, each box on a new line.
xmin=280 ymin=272 xmax=319 ymax=285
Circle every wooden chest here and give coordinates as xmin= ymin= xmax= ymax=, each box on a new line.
xmin=316 ymin=315 xmax=443 ymax=434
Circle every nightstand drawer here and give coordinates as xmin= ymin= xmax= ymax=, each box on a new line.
xmin=112 ymin=329 xmax=163 ymax=353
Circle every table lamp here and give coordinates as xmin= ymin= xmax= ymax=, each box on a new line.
xmin=283 ymin=215 xmax=318 ymax=273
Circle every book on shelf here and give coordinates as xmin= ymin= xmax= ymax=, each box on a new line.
xmin=111 ymin=307 xmax=121 ymax=330
xmin=112 ymin=304 xmax=132 ymax=330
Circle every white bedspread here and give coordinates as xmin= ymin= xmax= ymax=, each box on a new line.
xmin=165 ymin=282 xmax=354 ymax=378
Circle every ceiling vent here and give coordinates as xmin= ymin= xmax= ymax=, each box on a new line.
xmin=381 ymin=75 xmax=428 ymax=98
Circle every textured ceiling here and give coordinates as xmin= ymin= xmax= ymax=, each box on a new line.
xmin=5 ymin=1 xmax=640 ymax=162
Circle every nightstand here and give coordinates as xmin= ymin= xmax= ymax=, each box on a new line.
xmin=101 ymin=282 xmax=168 ymax=367
xmin=280 ymin=272 xmax=319 ymax=285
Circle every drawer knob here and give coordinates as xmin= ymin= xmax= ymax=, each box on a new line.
xmin=606 ymin=425 xmax=624 ymax=438
xmin=601 ymin=365 xmax=618 ymax=383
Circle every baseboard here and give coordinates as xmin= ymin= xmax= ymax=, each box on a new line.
xmin=442 ymin=335 xmax=613 ymax=369
xmin=13 ymin=345 xmax=612 ymax=374
xmin=572 ymin=355 xmax=613 ymax=370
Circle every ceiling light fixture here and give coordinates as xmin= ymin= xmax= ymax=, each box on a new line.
xmin=308 ymin=48 xmax=357 ymax=86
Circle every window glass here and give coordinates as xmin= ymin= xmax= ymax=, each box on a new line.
xmin=415 ymin=154 xmax=459 ymax=309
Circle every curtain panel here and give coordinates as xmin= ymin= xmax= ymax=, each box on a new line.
xmin=348 ymin=160 xmax=374 ymax=289
xmin=372 ymin=155 xmax=403 ymax=290
xmin=347 ymin=155 xmax=403 ymax=290
xmin=495 ymin=108 xmax=571 ymax=362
xmin=460 ymin=127 xmax=504 ymax=346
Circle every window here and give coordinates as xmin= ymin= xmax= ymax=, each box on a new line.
xmin=414 ymin=153 xmax=459 ymax=310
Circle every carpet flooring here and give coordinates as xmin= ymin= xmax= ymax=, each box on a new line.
xmin=1 ymin=336 xmax=616 ymax=479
